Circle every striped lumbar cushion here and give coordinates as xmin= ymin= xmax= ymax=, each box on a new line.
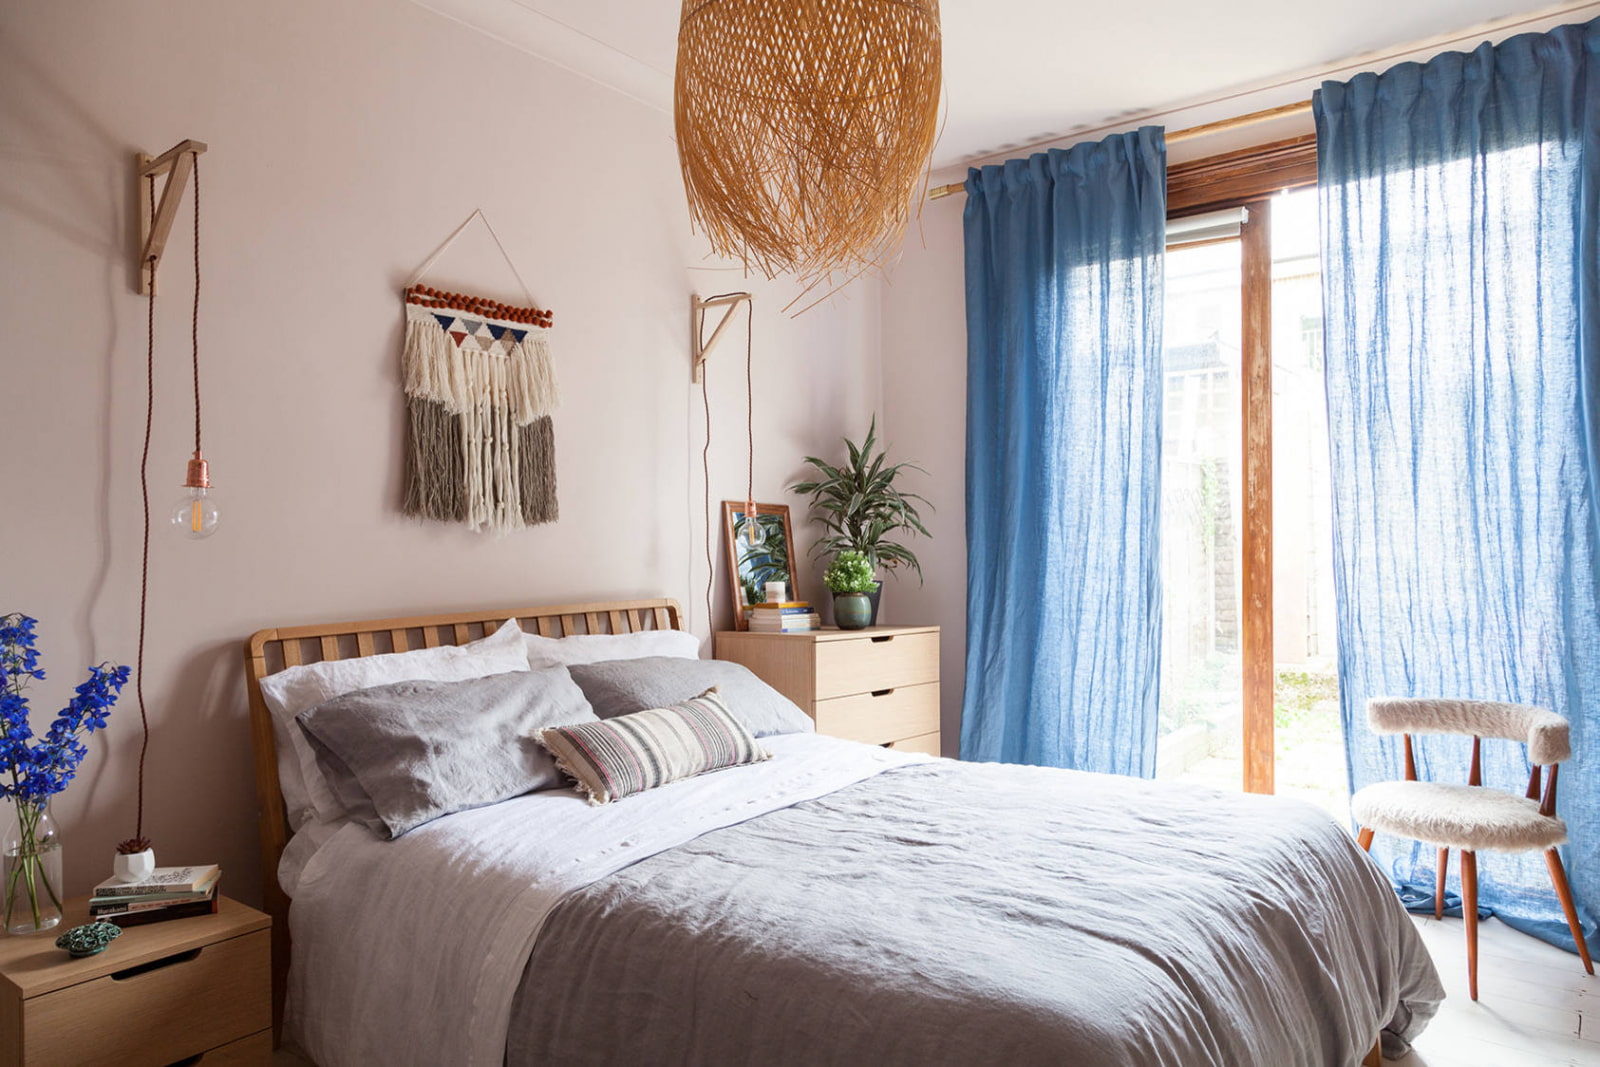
xmin=536 ymin=687 xmax=770 ymax=804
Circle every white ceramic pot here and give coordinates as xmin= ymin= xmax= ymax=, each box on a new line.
xmin=111 ymin=847 xmax=155 ymax=884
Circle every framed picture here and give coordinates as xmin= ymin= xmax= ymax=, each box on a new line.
xmin=722 ymin=501 xmax=800 ymax=630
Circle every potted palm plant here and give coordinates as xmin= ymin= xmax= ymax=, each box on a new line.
xmin=791 ymin=417 xmax=930 ymax=625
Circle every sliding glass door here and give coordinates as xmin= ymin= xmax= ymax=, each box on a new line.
xmin=1157 ymin=233 xmax=1244 ymax=787
xmin=1157 ymin=182 xmax=1347 ymax=820
xmin=1267 ymin=189 xmax=1344 ymax=816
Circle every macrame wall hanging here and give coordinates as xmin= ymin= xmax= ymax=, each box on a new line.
xmin=401 ymin=211 xmax=559 ymax=532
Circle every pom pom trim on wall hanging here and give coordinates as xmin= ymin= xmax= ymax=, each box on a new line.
xmin=401 ymin=284 xmax=559 ymax=532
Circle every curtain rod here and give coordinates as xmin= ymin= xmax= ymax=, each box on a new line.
xmin=926 ymin=100 xmax=1312 ymax=200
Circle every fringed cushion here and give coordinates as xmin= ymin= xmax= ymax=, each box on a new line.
xmin=1351 ymin=780 xmax=1567 ymax=853
xmin=1366 ymin=698 xmax=1571 ymax=765
xmin=535 ymin=687 xmax=769 ymax=805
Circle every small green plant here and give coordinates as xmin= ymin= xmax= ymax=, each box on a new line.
xmin=791 ymin=416 xmax=931 ymax=581
xmin=823 ymin=551 xmax=877 ymax=594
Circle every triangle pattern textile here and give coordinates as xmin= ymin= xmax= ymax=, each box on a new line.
xmin=400 ymin=286 xmax=560 ymax=531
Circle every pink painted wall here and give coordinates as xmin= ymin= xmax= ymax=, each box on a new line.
xmin=878 ymin=207 xmax=968 ymax=754
xmin=0 ymin=0 xmax=882 ymax=901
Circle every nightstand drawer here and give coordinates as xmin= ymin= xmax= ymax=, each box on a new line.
xmin=813 ymin=682 xmax=940 ymax=745
xmin=814 ymin=631 xmax=939 ymax=700
xmin=887 ymin=731 xmax=942 ymax=756
xmin=24 ymin=929 xmax=269 ymax=1067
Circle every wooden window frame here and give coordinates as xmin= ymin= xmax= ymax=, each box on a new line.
xmin=1167 ymin=134 xmax=1317 ymax=795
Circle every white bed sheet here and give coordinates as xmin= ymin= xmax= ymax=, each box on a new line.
xmin=284 ymin=732 xmax=921 ymax=1067
xmin=277 ymin=814 xmax=346 ymax=898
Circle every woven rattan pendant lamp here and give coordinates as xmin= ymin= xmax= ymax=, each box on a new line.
xmin=675 ymin=0 xmax=942 ymax=296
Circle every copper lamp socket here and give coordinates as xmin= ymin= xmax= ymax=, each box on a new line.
xmin=184 ymin=451 xmax=211 ymax=489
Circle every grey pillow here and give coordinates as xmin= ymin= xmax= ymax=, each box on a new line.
xmin=566 ymin=657 xmax=814 ymax=737
xmin=296 ymin=668 xmax=596 ymax=839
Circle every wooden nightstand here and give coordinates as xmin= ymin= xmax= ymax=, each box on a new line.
xmin=716 ymin=625 xmax=941 ymax=754
xmin=0 ymin=895 xmax=270 ymax=1067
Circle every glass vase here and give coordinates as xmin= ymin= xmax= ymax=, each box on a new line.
xmin=4 ymin=799 xmax=63 ymax=935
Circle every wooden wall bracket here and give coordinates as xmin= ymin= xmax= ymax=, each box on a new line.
xmin=136 ymin=138 xmax=208 ymax=294
xmin=691 ymin=291 xmax=751 ymax=382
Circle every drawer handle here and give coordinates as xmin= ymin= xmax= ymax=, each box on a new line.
xmin=112 ymin=947 xmax=201 ymax=980
xmin=870 ymin=635 xmax=895 ymax=643
xmin=871 ymin=688 xmax=895 ymax=697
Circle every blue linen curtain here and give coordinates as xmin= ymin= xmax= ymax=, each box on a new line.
xmin=960 ymin=129 xmax=1167 ymax=774
xmin=1316 ymin=18 xmax=1600 ymax=955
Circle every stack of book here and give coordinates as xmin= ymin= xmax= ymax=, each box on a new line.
xmin=89 ymin=864 xmax=221 ymax=928
xmin=748 ymin=601 xmax=821 ymax=633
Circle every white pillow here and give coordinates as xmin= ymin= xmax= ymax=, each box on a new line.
xmin=523 ymin=629 xmax=700 ymax=670
xmin=259 ymin=620 xmax=529 ymax=830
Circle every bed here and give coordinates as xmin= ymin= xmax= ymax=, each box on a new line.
xmin=245 ymin=598 xmax=1443 ymax=1067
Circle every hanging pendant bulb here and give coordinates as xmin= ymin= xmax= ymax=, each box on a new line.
xmin=171 ymin=451 xmax=219 ymax=539
xmin=744 ymin=500 xmax=766 ymax=549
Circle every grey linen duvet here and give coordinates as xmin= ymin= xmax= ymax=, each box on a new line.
xmin=508 ymin=759 xmax=1442 ymax=1067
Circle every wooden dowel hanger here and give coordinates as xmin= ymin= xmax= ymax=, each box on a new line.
xmin=136 ymin=138 xmax=207 ymax=294
xmin=691 ymin=291 xmax=751 ymax=383
xmin=927 ymin=100 xmax=1313 ymax=200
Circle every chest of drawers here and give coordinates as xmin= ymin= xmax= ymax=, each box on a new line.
xmin=715 ymin=625 xmax=941 ymax=754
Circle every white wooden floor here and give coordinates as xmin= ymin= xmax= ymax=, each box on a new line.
xmin=272 ymin=913 xmax=1598 ymax=1067
xmin=1396 ymin=913 xmax=1599 ymax=1066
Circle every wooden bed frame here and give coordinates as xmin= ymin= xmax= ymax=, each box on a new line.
xmin=243 ymin=597 xmax=684 ymax=1041
xmin=243 ymin=596 xmax=1385 ymax=1065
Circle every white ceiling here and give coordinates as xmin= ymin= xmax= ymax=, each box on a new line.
xmin=418 ymin=0 xmax=1594 ymax=168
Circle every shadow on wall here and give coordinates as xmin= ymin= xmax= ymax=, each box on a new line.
xmin=0 ymin=30 xmax=136 ymax=683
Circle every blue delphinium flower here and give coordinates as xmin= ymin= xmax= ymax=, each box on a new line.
xmin=0 ymin=614 xmax=130 ymax=802
xmin=2 ymin=614 xmax=129 ymax=930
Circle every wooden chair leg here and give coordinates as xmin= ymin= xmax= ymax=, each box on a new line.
xmin=1435 ymin=847 xmax=1449 ymax=920
xmin=1545 ymin=848 xmax=1595 ymax=976
xmin=1357 ymin=827 xmax=1374 ymax=851
xmin=1462 ymin=850 xmax=1478 ymax=1000
xmin=1361 ymin=1036 xmax=1382 ymax=1066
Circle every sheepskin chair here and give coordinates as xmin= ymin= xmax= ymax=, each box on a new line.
xmin=1351 ymin=697 xmax=1592 ymax=1000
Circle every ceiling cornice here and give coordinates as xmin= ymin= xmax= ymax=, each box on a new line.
xmin=409 ymin=0 xmax=672 ymax=113
xmin=933 ymin=0 xmax=1600 ymax=174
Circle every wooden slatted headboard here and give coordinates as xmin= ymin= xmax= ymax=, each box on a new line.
xmin=243 ymin=597 xmax=684 ymax=1040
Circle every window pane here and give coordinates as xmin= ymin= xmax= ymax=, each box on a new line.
xmin=1270 ymin=187 xmax=1347 ymax=819
xmin=1157 ymin=239 xmax=1244 ymax=786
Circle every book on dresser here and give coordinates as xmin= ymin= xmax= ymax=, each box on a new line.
xmin=747 ymin=613 xmax=821 ymax=633
xmin=747 ymin=601 xmax=821 ymax=632
xmin=90 ymin=864 xmax=222 ymax=926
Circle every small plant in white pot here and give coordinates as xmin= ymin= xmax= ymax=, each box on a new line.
xmin=823 ymin=552 xmax=878 ymax=630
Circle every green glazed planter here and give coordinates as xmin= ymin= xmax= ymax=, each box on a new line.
xmin=833 ymin=592 xmax=872 ymax=630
